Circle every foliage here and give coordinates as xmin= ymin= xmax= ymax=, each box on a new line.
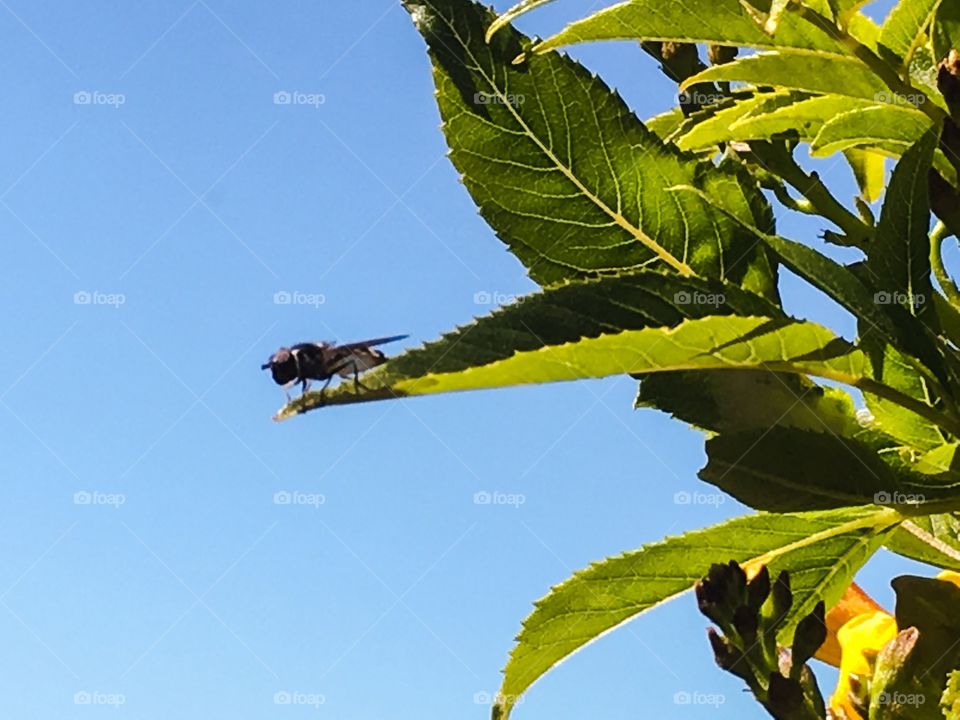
xmin=284 ymin=0 xmax=960 ymax=717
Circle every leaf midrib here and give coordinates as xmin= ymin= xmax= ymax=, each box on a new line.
xmin=433 ymin=5 xmax=697 ymax=277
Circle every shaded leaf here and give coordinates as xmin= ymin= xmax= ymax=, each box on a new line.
xmin=701 ymin=427 xmax=960 ymax=512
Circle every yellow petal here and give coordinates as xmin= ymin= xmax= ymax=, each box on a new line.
xmin=816 ymin=582 xmax=886 ymax=667
xmin=829 ymin=611 xmax=897 ymax=718
xmin=937 ymin=570 xmax=960 ymax=589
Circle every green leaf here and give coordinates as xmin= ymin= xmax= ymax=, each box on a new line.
xmin=635 ymin=370 xmax=862 ymax=435
xmin=845 ymin=147 xmax=886 ymax=203
xmin=644 ymin=107 xmax=686 ymax=140
xmin=729 ymin=95 xmax=878 ymax=142
xmin=672 ymin=184 xmax=901 ymax=336
xmin=885 ymin=514 xmax=960 ymax=571
xmin=493 ymin=506 xmax=901 ymax=720
xmin=680 ymin=51 xmax=890 ymax=100
xmin=933 ymin=0 xmax=960 ymax=64
xmin=810 ymin=105 xmax=936 ymax=156
xmin=878 ymin=0 xmax=944 ymax=67
xmin=278 ymin=311 xmax=880 ymax=419
xmin=675 ymin=91 xmax=828 ymax=150
xmin=532 ymin=0 xmax=849 ymax=55
xmin=701 ymin=427 xmax=960 ymax=512
xmin=410 ymin=0 xmax=776 ymax=287
xmin=859 ymin=132 xmax=945 ymax=451
xmin=866 ymin=131 xmax=939 ymax=319
xmin=860 ymin=342 xmax=947 ymax=450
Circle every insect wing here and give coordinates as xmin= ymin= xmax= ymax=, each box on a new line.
xmin=329 ymin=335 xmax=408 ymax=378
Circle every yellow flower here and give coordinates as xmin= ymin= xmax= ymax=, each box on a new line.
xmin=821 ymin=572 xmax=960 ymax=719
xmin=829 ymin=610 xmax=898 ymax=718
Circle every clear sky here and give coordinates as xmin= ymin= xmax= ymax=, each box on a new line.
xmin=0 ymin=0 xmax=945 ymax=718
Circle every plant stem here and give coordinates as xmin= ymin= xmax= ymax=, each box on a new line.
xmin=931 ymin=221 xmax=960 ymax=307
xmin=748 ymin=142 xmax=872 ymax=246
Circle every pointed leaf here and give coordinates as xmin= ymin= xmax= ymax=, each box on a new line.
xmin=866 ymin=131 xmax=939 ymax=319
xmin=493 ymin=506 xmax=901 ymax=720
xmin=532 ymin=0 xmax=850 ymax=55
xmin=845 ymin=148 xmax=886 ymax=202
xmin=680 ymin=51 xmax=890 ymax=100
xmin=810 ymin=105 xmax=936 ymax=157
xmin=409 ymin=0 xmax=776 ymax=287
xmin=878 ymin=0 xmax=945 ymax=66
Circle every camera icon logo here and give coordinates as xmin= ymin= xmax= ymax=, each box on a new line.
xmin=273 ymin=91 xmax=292 ymax=105
xmin=73 ymin=91 xmax=92 ymax=105
xmin=273 ymin=290 xmax=292 ymax=305
xmin=273 ymin=491 xmax=292 ymax=505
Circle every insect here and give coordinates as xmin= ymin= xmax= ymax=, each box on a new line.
xmin=261 ymin=335 xmax=408 ymax=402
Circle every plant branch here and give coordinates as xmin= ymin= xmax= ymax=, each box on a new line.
xmin=747 ymin=142 xmax=872 ymax=247
xmin=931 ymin=221 xmax=960 ymax=307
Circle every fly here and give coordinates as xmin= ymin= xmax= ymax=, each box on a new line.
xmin=261 ymin=335 xmax=408 ymax=402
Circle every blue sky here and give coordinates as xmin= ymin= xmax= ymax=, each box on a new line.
xmin=0 ymin=0 xmax=946 ymax=717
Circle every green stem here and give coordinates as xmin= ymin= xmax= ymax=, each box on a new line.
xmin=931 ymin=221 xmax=960 ymax=307
xmin=748 ymin=142 xmax=872 ymax=246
